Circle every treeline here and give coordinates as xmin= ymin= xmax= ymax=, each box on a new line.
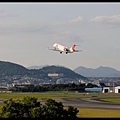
xmin=10 ymin=83 xmax=98 ymax=92
xmin=0 ymin=96 xmax=79 ymax=118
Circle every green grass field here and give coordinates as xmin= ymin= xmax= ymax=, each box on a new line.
xmin=0 ymin=91 xmax=120 ymax=100
xmin=77 ymin=108 xmax=120 ymax=118
xmin=0 ymin=91 xmax=120 ymax=118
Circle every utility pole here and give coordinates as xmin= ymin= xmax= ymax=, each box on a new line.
xmin=112 ymin=81 xmax=114 ymax=93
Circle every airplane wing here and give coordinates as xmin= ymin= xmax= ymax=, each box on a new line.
xmin=48 ymin=47 xmax=60 ymax=51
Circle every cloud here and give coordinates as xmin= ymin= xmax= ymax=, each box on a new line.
xmin=54 ymin=16 xmax=84 ymax=25
xmin=0 ymin=11 xmax=82 ymax=36
xmin=54 ymin=14 xmax=120 ymax=27
xmin=69 ymin=16 xmax=84 ymax=24
xmin=90 ymin=14 xmax=120 ymax=25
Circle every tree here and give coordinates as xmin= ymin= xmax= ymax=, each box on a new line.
xmin=86 ymin=83 xmax=98 ymax=88
xmin=0 ymin=96 xmax=79 ymax=118
xmin=0 ymin=96 xmax=40 ymax=118
xmin=41 ymin=98 xmax=65 ymax=118
xmin=67 ymin=106 xmax=79 ymax=118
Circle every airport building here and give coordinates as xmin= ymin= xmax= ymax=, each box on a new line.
xmin=115 ymin=86 xmax=120 ymax=93
xmin=48 ymin=73 xmax=64 ymax=77
xmin=85 ymin=87 xmax=103 ymax=92
xmin=85 ymin=86 xmax=120 ymax=93
xmin=102 ymin=87 xmax=111 ymax=93
xmin=102 ymin=86 xmax=120 ymax=93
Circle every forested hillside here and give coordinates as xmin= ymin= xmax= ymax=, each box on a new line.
xmin=0 ymin=61 xmax=87 ymax=80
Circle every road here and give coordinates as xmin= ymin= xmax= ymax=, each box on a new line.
xmin=40 ymin=97 xmax=120 ymax=110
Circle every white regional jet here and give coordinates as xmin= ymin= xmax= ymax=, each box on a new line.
xmin=48 ymin=43 xmax=86 ymax=54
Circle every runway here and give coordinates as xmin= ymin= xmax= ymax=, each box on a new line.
xmin=40 ymin=97 xmax=120 ymax=110
xmin=0 ymin=97 xmax=120 ymax=110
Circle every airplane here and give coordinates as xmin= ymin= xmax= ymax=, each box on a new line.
xmin=48 ymin=43 xmax=86 ymax=54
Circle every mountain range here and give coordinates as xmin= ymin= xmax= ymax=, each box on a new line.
xmin=74 ymin=66 xmax=120 ymax=77
xmin=0 ymin=60 xmax=119 ymax=78
xmin=28 ymin=65 xmax=120 ymax=77
xmin=0 ymin=61 xmax=86 ymax=80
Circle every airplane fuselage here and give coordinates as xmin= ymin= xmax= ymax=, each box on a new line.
xmin=53 ymin=43 xmax=73 ymax=54
xmin=48 ymin=42 xmax=85 ymax=54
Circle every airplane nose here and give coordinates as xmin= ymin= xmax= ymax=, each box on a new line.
xmin=53 ymin=44 xmax=56 ymax=47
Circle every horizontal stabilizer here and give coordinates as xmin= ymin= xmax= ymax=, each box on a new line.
xmin=74 ymin=49 xmax=86 ymax=52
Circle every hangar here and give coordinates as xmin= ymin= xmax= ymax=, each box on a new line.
xmin=115 ymin=86 xmax=120 ymax=93
xmin=102 ymin=87 xmax=110 ymax=93
xmin=102 ymin=87 xmax=115 ymax=93
xmin=85 ymin=86 xmax=120 ymax=93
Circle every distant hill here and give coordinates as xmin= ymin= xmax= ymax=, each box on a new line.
xmin=27 ymin=65 xmax=48 ymax=69
xmin=74 ymin=66 xmax=120 ymax=77
xmin=0 ymin=61 xmax=87 ymax=80
xmin=0 ymin=61 xmax=28 ymax=77
xmin=27 ymin=65 xmax=66 ymax=70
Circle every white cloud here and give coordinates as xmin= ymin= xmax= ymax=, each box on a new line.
xmin=90 ymin=14 xmax=120 ymax=25
xmin=69 ymin=16 xmax=84 ymax=24
xmin=54 ymin=16 xmax=84 ymax=25
xmin=55 ymin=14 xmax=120 ymax=27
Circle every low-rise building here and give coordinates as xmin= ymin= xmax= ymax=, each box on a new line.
xmin=48 ymin=73 xmax=64 ymax=77
xmin=102 ymin=87 xmax=114 ymax=93
xmin=115 ymin=86 xmax=120 ymax=93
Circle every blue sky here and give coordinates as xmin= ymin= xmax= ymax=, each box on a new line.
xmin=0 ymin=2 xmax=120 ymax=71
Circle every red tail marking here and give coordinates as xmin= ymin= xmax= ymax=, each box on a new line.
xmin=72 ymin=44 xmax=76 ymax=50
xmin=118 ymin=77 xmax=120 ymax=80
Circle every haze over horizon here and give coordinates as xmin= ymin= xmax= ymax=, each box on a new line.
xmin=0 ymin=2 xmax=120 ymax=71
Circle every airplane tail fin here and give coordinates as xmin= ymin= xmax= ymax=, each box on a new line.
xmin=70 ymin=44 xmax=76 ymax=52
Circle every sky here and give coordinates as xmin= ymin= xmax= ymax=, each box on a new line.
xmin=0 ymin=2 xmax=120 ymax=71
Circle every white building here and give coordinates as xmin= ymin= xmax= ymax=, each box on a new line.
xmin=115 ymin=86 xmax=120 ymax=93
xmin=48 ymin=73 xmax=64 ymax=77
xmin=102 ymin=87 xmax=111 ymax=93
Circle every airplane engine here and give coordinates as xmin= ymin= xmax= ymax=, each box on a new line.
xmin=64 ymin=48 xmax=69 ymax=51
